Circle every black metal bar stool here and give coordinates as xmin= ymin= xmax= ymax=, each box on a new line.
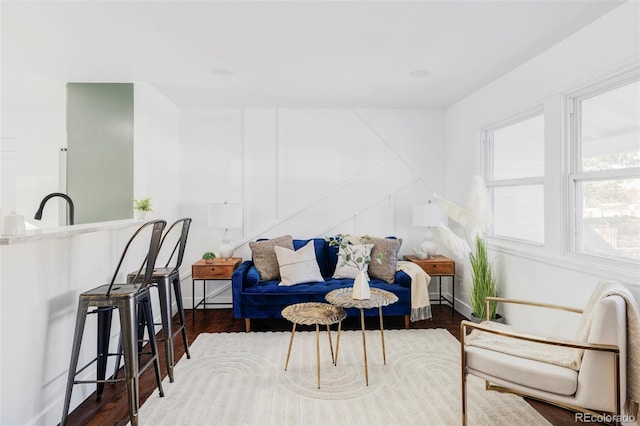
xmin=60 ymin=220 xmax=167 ymax=426
xmin=120 ymin=217 xmax=192 ymax=382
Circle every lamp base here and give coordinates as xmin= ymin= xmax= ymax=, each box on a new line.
xmin=218 ymin=230 xmax=233 ymax=260
xmin=420 ymin=227 xmax=437 ymax=259
xmin=218 ymin=244 xmax=233 ymax=260
xmin=420 ymin=240 xmax=437 ymax=259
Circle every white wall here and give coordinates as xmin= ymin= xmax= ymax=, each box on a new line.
xmin=0 ymin=84 xmax=181 ymax=425
xmin=0 ymin=222 xmax=154 ymax=425
xmin=3 ymin=2 xmax=638 ymax=423
xmin=134 ymin=83 xmax=182 ymax=222
xmin=1 ymin=96 xmax=67 ymax=227
xmin=445 ymin=1 xmax=640 ymax=336
xmin=178 ymin=108 xmax=447 ymax=304
xmin=0 ymin=83 xmax=181 ymax=228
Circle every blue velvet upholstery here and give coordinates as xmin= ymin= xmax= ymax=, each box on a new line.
xmin=232 ymin=237 xmax=411 ymax=321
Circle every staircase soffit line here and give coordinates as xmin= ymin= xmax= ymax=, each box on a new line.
xmin=275 ymin=150 xmax=421 ymax=221
xmin=274 ymin=140 xmax=397 ymax=223
xmin=270 ymin=109 xmax=433 ymax=223
xmin=351 ymin=108 xmax=436 ymax=195
xmin=233 ymin=178 xmax=424 ymax=250
xmin=316 ymin=194 xmax=393 ymax=238
xmin=236 ymin=109 xmax=439 ymax=249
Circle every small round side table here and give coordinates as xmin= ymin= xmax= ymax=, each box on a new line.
xmin=325 ymin=287 xmax=398 ymax=385
xmin=281 ymin=302 xmax=347 ymax=389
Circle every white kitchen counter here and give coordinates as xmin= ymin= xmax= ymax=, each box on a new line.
xmin=0 ymin=219 xmax=141 ymax=245
xmin=0 ymin=218 xmax=159 ymax=425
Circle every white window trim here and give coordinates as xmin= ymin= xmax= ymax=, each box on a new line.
xmin=481 ymin=107 xmax=545 ymax=244
xmin=565 ymin=65 xmax=640 ymax=265
xmin=481 ymin=106 xmax=545 ymax=176
xmin=489 ymin=236 xmax=640 ymax=284
xmin=475 ymin=64 xmax=640 ymax=283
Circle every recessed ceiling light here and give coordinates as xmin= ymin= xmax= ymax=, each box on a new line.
xmin=210 ymin=68 xmax=233 ymax=76
xmin=409 ymin=69 xmax=431 ymax=78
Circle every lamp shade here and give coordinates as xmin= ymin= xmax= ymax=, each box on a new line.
xmin=412 ymin=201 xmax=447 ymax=227
xmin=208 ymin=203 xmax=243 ymax=229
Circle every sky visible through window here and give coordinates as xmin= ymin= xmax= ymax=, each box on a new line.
xmin=578 ymin=80 xmax=639 ymax=261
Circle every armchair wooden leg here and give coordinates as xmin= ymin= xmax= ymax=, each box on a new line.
xmin=244 ymin=318 xmax=251 ymax=332
xmin=404 ymin=315 xmax=410 ymax=330
xmin=460 ymin=322 xmax=467 ymax=426
xmin=461 ymin=371 xmax=467 ymax=426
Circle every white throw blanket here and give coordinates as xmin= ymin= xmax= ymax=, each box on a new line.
xmin=466 ymin=281 xmax=640 ymax=417
xmin=576 ymin=282 xmax=640 ymax=418
xmin=396 ymin=260 xmax=431 ymax=321
xmin=465 ymin=321 xmax=583 ymax=370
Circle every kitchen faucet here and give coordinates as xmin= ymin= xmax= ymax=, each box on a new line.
xmin=34 ymin=192 xmax=75 ymax=225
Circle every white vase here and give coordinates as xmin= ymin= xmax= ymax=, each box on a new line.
xmin=352 ymin=270 xmax=371 ymax=300
xmin=134 ymin=210 xmax=147 ymax=220
xmin=1 ymin=214 xmax=26 ymax=235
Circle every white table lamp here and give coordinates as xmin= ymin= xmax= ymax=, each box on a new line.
xmin=412 ymin=200 xmax=447 ymax=259
xmin=208 ymin=202 xmax=243 ymax=259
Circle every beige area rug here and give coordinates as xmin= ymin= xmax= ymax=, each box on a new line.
xmin=137 ymin=329 xmax=550 ymax=425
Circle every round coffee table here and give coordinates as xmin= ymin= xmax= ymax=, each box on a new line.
xmin=281 ymin=302 xmax=347 ymax=389
xmin=325 ymin=287 xmax=398 ymax=385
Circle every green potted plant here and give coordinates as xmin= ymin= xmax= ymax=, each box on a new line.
xmin=431 ymin=176 xmax=503 ymax=323
xmin=325 ymin=234 xmax=382 ymax=300
xmin=469 ymin=236 xmax=500 ymax=322
xmin=202 ymin=251 xmax=216 ymax=264
xmin=133 ymin=197 xmax=153 ymax=220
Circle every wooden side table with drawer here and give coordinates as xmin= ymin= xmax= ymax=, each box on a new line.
xmin=192 ymin=257 xmax=241 ymax=321
xmin=403 ymin=255 xmax=456 ymax=316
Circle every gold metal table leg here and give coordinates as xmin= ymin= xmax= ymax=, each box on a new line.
xmin=360 ymin=308 xmax=369 ymax=386
xmin=334 ymin=320 xmax=342 ymax=366
xmin=284 ymin=323 xmax=297 ymax=371
xmin=378 ymin=306 xmax=386 ymax=365
xmin=326 ymin=324 xmax=335 ymax=365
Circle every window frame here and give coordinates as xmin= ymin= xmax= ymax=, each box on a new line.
xmin=481 ymin=107 xmax=545 ymax=245
xmin=566 ymin=69 xmax=640 ymax=263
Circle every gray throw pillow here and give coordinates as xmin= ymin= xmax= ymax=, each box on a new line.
xmin=362 ymin=237 xmax=402 ymax=283
xmin=249 ymin=235 xmax=294 ymax=281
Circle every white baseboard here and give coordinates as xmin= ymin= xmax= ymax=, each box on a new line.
xmin=186 ymin=281 xmax=232 ymax=309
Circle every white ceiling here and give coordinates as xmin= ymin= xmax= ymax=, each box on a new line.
xmin=0 ymin=0 xmax=627 ymax=109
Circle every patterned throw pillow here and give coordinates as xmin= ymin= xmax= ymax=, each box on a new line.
xmin=332 ymin=244 xmax=373 ymax=279
xmin=274 ymin=241 xmax=324 ymax=286
xmin=249 ymin=235 xmax=294 ymax=281
xmin=362 ymin=237 xmax=403 ymax=283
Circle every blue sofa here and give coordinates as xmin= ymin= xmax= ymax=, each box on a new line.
xmin=232 ymin=237 xmax=411 ymax=331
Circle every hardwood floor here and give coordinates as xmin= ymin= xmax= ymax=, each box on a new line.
xmin=64 ymin=304 xmax=599 ymax=425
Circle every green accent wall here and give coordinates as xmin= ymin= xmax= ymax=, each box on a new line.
xmin=66 ymin=83 xmax=134 ymax=224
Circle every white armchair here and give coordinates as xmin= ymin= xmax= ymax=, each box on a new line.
xmin=460 ymin=287 xmax=630 ymax=426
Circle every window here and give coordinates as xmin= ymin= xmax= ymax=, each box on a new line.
xmin=569 ymin=76 xmax=640 ymax=262
xmin=482 ymin=112 xmax=545 ymax=244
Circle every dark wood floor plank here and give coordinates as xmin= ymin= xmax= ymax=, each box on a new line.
xmin=64 ymin=305 xmax=598 ymax=426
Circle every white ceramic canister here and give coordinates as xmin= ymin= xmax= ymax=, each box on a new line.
xmin=1 ymin=213 xmax=26 ymax=235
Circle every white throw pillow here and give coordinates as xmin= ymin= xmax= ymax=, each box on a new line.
xmin=332 ymin=244 xmax=373 ymax=279
xmin=274 ymin=240 xmax=324 ymax=286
